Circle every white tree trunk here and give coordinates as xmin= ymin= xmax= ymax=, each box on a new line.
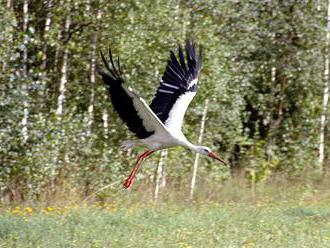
xmin=42 ymin=0 xmax=53 ymax=69
xmin=102 ymin=107 xmax=109 ymax=140
xmin=266 ymin=59 xmax=276 ymax=160
xmin=54 ymin=0 xmax=65 ymax=72
xmin=271 ymin=62 xmax=276 ymax=83
xmin=22 ymin=0 xmax=29 ymax=75
xmin=21 ymin=0 xmax=29 ymax=144
xmin=7 ymin=0 xmax=13 ymax=10
xmin=40 ymin=0 xmax=54 ymax=111
xmin=55 ymin=3 xmax=71 ymax=120
xmin=87 ymin=6 xmax=102 ymax=137
xmin=317 ymin=0 xmax=321 ymax=12
xmin=87 ymin=48 xmax=96 ymax=137
xmin=319 ymin=0 xmax=330 ymax=166
xmin=54 ymin=33 xmax=62 ymax=72
xmin=154 ymin=149 xmax=167 ymax=202
xmin=190 ymin=99 xmax=209 ymax=200
xmin=4 ymin=0 xmax=14 ymax=71
xmin=56 ymin=46 xmax=69 ymax=119
xmin=51 ymin=1 xmax=70 ymax=194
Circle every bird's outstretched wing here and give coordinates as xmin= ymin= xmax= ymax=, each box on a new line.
xmin=98 ymin=48 xmax=167 ymax=139
xmin=149 ymin=40 xmax=202 ymax=132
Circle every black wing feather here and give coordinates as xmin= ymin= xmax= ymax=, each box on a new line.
xmin=169 ymin=51 xmax=185 ymax=77
xmin=150 ymin=40 xmax=202 ymax=124
xmin=98 ymin=49 xmax=153 ymax=139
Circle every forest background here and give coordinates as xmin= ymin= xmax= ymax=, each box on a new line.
xmin=1 ymin=0 xmax=330 ymax=203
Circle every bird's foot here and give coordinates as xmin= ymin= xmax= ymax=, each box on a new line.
xmin=120 ymin=140 xmax=134 ymax=151
xmin=123 ymin=176 xmax=134 ymax=188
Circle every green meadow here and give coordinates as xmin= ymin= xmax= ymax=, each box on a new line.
xmin=1 ymin=179 xmax=330 ymax=248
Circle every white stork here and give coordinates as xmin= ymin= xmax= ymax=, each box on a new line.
xmin=99 ymin=40 xmax=225 ymax=188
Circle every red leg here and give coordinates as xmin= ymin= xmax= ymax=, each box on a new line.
xmin=123 ymin=150 xmax=154 ymax=189
xmin=123 ymin=151 xmax=149 ymax=186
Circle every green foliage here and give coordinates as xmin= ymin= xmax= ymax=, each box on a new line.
xmin=0 ymin=0 xmax=328 ymax=201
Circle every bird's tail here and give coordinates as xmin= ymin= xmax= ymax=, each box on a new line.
xmin=120 ymin=140 xmax=135 ymax=151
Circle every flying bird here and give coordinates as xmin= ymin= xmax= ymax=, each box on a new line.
xmin=98 ymin=41 xmax=225 ymax=189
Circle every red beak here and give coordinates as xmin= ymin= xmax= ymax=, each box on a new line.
xmin=208 ymin=152 xmax=226 ymax=164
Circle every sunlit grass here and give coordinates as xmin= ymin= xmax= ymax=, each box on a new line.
xmin=1 ymin=202 xmax=330 ymax=247
xmin=1 ymin=175 xmax=330 ymax=247
xmin=1 ymin=200 xmax=330 ymax=246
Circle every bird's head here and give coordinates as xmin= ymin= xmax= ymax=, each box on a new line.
xmin=197 ymin=146 xmax=226 ymax=164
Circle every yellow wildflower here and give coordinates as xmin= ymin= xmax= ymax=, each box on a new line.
xmin=24 ymin=207 xmax=33 ymax=214
xmin=46 ymin=206 xmax=55 ymax=212
xmin=11 ymin=208 xmax=21 ymax=215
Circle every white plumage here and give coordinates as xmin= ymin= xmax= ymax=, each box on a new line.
xmin=99 ymin=40 xmax=226 ymax=188
xmin=123 ymin=84 xmax=166 ymax=134
xmin=165 ymin=91 xmax=196 ymax=133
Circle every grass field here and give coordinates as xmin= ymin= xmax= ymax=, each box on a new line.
xmin=1 ymin=179 xmax=330 ymax=247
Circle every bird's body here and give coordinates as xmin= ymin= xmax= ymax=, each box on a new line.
xmin=123 ymin=129 xmax=195 ymax=151
xmin=99 ymin=40 xmax=225 ymax=188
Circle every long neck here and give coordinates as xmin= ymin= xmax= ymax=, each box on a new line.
xmin=181 ymin=139 xmax=201 ymax=153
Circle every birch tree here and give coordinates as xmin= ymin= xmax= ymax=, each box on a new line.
xmin=265 ymin=58 xmax=276 ymax=161
xmin=154 ymin=149 xmax=167 ymax=202
xmin=190 ymin=99 xmax=209 ymax=200
xmin=56 ymin=2 xmax=71 ymax=120
xmin=87 ymin=4 xmax=102 ymax=137
xmin=53 ymin=0 xmax=64 ymax=73
xmin=101 ymin=1 xmax=109 ymax=140
xmin=50 ymin=1 xmax=71 ymax=194
xmin=41 ymin=0 xmax=53 ymax=70
xmin=21 ymin=0 xmax=30 ymax=144
xmin=319 ymin=0 xmax=330 ymax=167
xmin=7 ymin=0 xmax=13 ymax=10
xmin=102 ymin=106 xmax=109 ymax=140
